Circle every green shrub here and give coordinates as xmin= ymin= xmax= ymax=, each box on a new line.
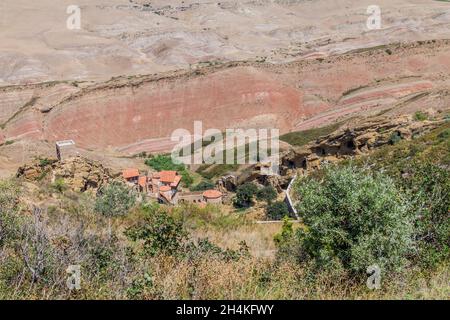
xmin=39 ymin=158 xmax=54 ymax=167
xmin=266 ymin=201 xmax=289 ymax=220
xmin=389 ymin=132 xmax=402 ymax=145
xmin=51 ymin=178 xmax=67 ymax=193
xmin=0 ymin=180 xmax=21 ymax=246
xmin=145 ymin=154 xmax=185 ymax=172
xmin=184 ymin=238 xmax=249 ymax=262
xmin=127 ymin=272 xmax=153 ymax=299
xmin=413 ymin=111 xmax=428 ymax=121
xmin=273 ymin=217 xmax=301 ymax=263
xmin=125 ymin=206 xmax=186 ymax=256
xmin=437 ymin=129 xmax=450 ymax=140
xmin=280 ymin=122 xmax=343 ymax=147
xmin=274 ymin=216 xmax=294 ymax=247
xmin=95 ymin=182 xmax=136 ymax=217
xmin=294 ymin=165 xmax=414 ymax=274
xmin=233 ymin=183 xmax=258 ymax=208
xmin=401 ymin=162 xmax=450 ymax=268
xmin=256 ymin=186 xmax=277 ymax=204
xmin=180 ymin=170 xmax=194 ymax=187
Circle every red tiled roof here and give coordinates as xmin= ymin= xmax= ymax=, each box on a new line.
xmin=160 ymin=171 xmax=177 ymax=183
xmin=170 ymin=175 xmax=182 ymax=188
xmin=203 ymin=190 xmax=223 ymax=199
xmin=138 ymin=176 xmax=147 ymax=188
xmin=160 ymin=185 xmax=171 ymax=192
xmin=122 ymin=168 xmax=139 ymax=179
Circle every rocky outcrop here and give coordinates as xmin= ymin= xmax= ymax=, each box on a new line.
xmin=17 ymin=156 xmax=115 ymax=192
xmin=238 ymin=115 xmax=443 ymax=192
xmin=281 ymin=115 xmax=443 ymax=174
xmin=216 ymin=175 xmax=238 ymax=193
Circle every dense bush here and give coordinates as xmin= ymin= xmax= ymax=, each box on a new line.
xmin=294 ymin=165 xmax=414 ymax=275
xmin=51 ymin=178 xmax=67 ymax=193
xmin=180 ymin=170 xmax=194 ymax=187
xmin=0 ymin=180 xmax=21 ymax=247
xmin=413 ymin=111 xmax=428 ymax=121
xmin=95 ymin=182 xmax=136 ymax=217
xmin=256 ymin=186 xmax=277 ymax=204
xmin=401 ymin=162 xmax=450 ymax=267
xmin=125 ymin=205 xmax=187 ymax=256
xmin=389 ymin=131 xmax=402 ymax=145
xmin=145 ymin=154 xmax=185 ymax=172
xmin=184 ymin=238 xmax=249 ymax=262
xmin=266 ymin=201 xmax=289 ymax=220
xmin=233 ymin=183 xmax=258 ymax=208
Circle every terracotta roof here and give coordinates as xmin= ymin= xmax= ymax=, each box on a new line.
xmin=122 ymin=168 xmax=139 ymax=179
xmin=170 ymin=175 xmax=182 ymax=188
xmin=138 ymin=176 xmax=147 ymax=188
xmin=160 ymin=185 xmax=171 ymax=192
xmin=160 ymin=171 xmax=177 ymax=183
xmin=203 ymin=189 xmax=223 ymax=199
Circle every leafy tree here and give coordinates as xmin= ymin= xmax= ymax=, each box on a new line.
xmin=266 ymin=201 xmax=289 ymax=220
xmin=234 ymin=183 xmax=258 ymax=208
xmin=257 ymin=186 xmax=277 ymax=204
xmin=294 ymin=165 xmax=414 ymax=274
xmin=95 ymin=182 xmax=136 ymax=217
xmin=125 ymin=206 xmax=186 ymax=256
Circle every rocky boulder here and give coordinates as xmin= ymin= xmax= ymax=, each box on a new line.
xmin=17 ymin=156 xmax=114 ymax=192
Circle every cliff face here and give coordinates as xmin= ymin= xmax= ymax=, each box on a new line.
xmin=1 ymin=40 xmax=450 ymax=176
xmin=43 ymin=67 xmax=304 ymax=153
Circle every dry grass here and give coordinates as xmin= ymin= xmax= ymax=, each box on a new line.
xmin=1 ymin=179 xmax=448 ymax=300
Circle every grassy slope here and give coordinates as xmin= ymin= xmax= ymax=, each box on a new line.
xmin=280 ymin=121 xmax=343 ymax=147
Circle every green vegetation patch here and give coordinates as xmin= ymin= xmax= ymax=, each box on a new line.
xmin=145 ymin=154 xmax=193 ymax=187
xmin=280 ymin=122 xmax=343 ymax=147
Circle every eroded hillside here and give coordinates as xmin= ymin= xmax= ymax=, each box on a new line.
xmin=1 ymin=1 xmax=450 ymax=176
